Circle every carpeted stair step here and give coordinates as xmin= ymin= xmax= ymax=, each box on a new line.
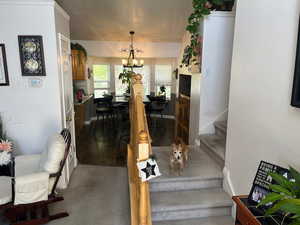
xmin=153 ymin=216 xmax=234 ymax=225
xmin=214 ymin=121 xmax=227 ymax=139
xmin=200 ymin=135 xmax=226 ymax=168
xmin=151 ymin=147 xmax=223 ymax=192
xmin=151 ymin=188 xmax=232 ymax=222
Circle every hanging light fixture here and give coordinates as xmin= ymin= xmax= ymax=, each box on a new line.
xmin=122 ymin=31 xmax=144 ymax=69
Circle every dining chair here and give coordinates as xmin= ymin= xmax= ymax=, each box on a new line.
xmin=94 ymin=95 xmax=114 ymax=121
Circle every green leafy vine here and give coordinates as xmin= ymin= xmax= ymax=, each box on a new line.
xmin=181 ymin=0 xmax=235 ymax=68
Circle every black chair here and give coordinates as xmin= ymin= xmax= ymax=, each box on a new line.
xmin=147 ymin=95 xmax=168 ymax=118
xmin=94 ymin=95 xmax=114 ymax=121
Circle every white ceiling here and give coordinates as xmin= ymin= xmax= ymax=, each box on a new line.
xmin=55 ymin=0 xmax=192 ymax=42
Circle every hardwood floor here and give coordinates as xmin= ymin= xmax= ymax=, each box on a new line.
xmin=76 ymin=117 xmax=175 ymax=167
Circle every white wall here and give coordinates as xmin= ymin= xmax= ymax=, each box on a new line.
xmin=199 ymin=12 xmax=235 ymax=134
xmin=0 ymin=1 xmax=65 ymax=154
xmin=225 ymin=0 xmax=300 ymax=195
xmin=72 ymin=40 xmax=181 ymax=59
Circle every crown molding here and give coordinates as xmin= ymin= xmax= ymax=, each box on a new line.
xmin=0 ymin=0 xmax=70 ymax=21
xmin=54 ymin=2 xmax=70 ymax=21
xmin=0 ymin=0 xmax=55 ymax=7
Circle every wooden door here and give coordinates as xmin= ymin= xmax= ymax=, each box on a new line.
xmin=175 ymin=94 xmax=190 ymax=145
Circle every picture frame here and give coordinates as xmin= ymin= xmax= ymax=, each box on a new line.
xmin=291 ymin=16 xmax=300 ymax=108
xmin=0 ymin=44 xmax=9 ymax=86
xmin=248 ymin=161 xmax=290 ymax=205
xmin=18 ymin=35 xmax=46 ymax=76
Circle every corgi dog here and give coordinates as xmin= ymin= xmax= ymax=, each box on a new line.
xmin=169 ymin=142 xmax=189 ymax=175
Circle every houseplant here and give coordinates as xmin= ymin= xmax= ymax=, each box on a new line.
xmin=118 ymin=69 xmax=135 ymax=94
xmin=158 ymin=85 xmax=166 ymax=97
xmin=182 ymin=0 xmax=235 ymax=68
xmin=257 ymin=166 xmax=300 ymax=225
xmin=0 ymin=117 xmax=12 ymax=166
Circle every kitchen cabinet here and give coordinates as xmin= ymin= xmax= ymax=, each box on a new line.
xmin=71 ymin=49 xmax=87 ymax=80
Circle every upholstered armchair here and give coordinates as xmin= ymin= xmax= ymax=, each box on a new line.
xmin=0 ymin=129 xmax=71 ymax=225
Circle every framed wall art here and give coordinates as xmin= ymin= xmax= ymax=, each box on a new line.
xmin=18 ymin=35 xmax=46 ymax=76
xmin=0 ymin=44 xmax=9 ymax=86
xmin=291 ymin=16 xmax=300 ymax=108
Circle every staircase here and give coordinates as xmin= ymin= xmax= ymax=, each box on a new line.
xmin=150 ymin=145 xmax=233 ymax=225
xmin=200 ymin=121 xmax=228 ymax=168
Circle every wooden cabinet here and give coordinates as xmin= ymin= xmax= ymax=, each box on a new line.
xmin=175 ymin=94 xmax=190 ymax=145
xmin=71 ymin=49 xmax=87 ymax=80
xmin=74 ymin=104 xmax=85 ymax=135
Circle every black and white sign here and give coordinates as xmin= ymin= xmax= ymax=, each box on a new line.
xmin=137 ymin=158 xmax=161 ymax=182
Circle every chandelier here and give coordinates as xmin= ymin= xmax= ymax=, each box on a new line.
xmin=121 ymin=31 xmax=144 ymax=69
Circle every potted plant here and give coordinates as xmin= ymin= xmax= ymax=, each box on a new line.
xmin=181 ymin=0 xmax=235 ymax=68
xmin=0 ymin=117 xmax=13 ymax=175
xmin=119 ymin=69 xmax=135 ymax=95
xmin=158 ymin=85 xmax=166 ymax=97
xmin=257 ymin=166 xmax=300 ymax=225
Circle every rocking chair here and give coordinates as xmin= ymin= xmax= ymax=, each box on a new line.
xmin=0 ymin=129 xmax=71 ymax=225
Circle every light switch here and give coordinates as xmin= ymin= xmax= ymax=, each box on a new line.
xmin=28 ymin=78 xmax=43 ymax=88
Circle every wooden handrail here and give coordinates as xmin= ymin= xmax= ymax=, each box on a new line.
xmin=128 ymin=74 xmax=152 ymax=225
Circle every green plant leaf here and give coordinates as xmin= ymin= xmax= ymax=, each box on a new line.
xmin=280 ymin=202 xmax=300 ymax=215
xmin=257 ymin=192 xmax=285 ymax=207
xmin=270 ymin=172 xmax=295 ymax=192
xmin=290 ymin=166 xmax=300 ymax=186
xmin=266 ymin=199 xmax=300 ymax=215
xmin=288 ymin=220 xmax=300 ymax=225
xmin=270 ymin=184 xmax=293 ymax=196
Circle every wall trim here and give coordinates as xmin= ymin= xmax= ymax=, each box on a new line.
xmin=0 ymin=0 xmax=55 ymax=6
xmin=84 ymin=114 xmax=175 ymax=125
xmin=200 ymin=109 xmax=228 ymax=134
xmin=223 ymin=166 xmax=236 ymax=219
xmin=54 ymin=2 xmax=70 ymax=21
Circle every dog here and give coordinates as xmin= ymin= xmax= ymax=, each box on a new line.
xmin=169 ymin=141 xmax=189 ymax=175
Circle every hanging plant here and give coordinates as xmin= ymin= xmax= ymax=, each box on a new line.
xmin=119 ymin=69 xmax=136 ymax=94
xmin=181 ymin=0 xmax=235 ymax=68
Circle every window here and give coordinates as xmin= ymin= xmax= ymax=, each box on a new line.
xmin=155 ymin=65 xmax=172 ymax=99
xmin=93 ymin=65 xmax=110 ymax=98
xmin=114 ymin=65 xmax=150 ymax=96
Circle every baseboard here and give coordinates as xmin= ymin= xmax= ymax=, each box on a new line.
xmin=84 ymin=114 xmax=175 ymax=125
xmin=223 ymin=166 xmax=236 ymax=219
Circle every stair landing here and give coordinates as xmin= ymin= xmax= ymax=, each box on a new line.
xmin=150 ymin=146 xmax=223 ymax=192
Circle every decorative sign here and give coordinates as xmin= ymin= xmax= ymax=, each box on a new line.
xmin=18 ymin=35 xmax=46 ymax=76
xmin=137 ymin=158 xmax=161 ymax=182
xmin=0 ymin=44 xmax=9 ymax=86
xmin=248 ymin=161 xmax=290 ymax=205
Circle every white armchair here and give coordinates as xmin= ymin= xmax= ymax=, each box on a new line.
xmin=0 ymin=129 xmax=71 ymax=225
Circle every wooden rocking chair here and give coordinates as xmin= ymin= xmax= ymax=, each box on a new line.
xmin=0 ymin=129 xmax=72 ymax=225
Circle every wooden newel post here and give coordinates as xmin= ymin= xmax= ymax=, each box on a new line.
xmin=139 ymin=182 xmax=148 ymax=225
xmin=138 ymin=130 xmax=149 ymax=225
xmin=138 ymin=131 xmax=149 ymax=161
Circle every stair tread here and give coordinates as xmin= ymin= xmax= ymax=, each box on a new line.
xmin=153 ymin=216 xmax=234 ymax=225
xmin=200 ymin=135 xmax=226 ymax=160
xmin=151 ymin=188 xmax=232 ymax=212
xmin=214 ymin=121 xmax=227 ymax=133
xmin=151 ymin=146 xmax=223 ymax=183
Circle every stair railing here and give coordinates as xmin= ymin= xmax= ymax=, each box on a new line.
xmin=128 ymin=74 xmax=153 ymax=225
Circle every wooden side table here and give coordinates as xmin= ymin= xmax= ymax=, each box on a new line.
xmin=233 ymin=195 xmax=261 ymax=225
